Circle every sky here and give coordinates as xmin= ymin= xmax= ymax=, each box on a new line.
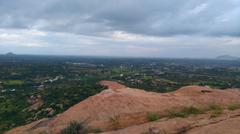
xmin=0 ymin=0 xmax=240 ymax=58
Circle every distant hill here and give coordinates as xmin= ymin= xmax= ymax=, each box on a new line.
xmin=216 ymin=55 xmax=240 ymax=61
xmin=5 ymin=52 xmax=16 ymax=56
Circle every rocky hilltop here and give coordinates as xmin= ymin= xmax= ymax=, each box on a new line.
xmin=6 ymin=81 xmax=240 ymax=134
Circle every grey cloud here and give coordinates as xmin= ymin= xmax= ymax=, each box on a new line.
xmin=0 ymin=0 xmax=239 ymax=37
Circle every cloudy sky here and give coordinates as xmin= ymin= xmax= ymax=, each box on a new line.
xmin=0 ymin=0 xmax=239 ymax=58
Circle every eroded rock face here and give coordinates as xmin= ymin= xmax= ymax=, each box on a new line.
xmin=186 ymin=116 xmax=240 ymax=134
xmin=103 ymin=109 xmax=240 ymax=134
xmin=6 ymin=81 xmax=240 ymax=134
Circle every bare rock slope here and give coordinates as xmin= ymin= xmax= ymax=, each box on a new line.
xmin=6 ymin=81 xmax=240 ymax=134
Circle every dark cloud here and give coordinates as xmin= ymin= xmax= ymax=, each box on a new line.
xmin=0 ymin=0 xmax=239 ymax=37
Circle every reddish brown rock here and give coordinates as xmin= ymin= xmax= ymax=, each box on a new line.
xmin=6 ymin=81 xmax=240 ymax=134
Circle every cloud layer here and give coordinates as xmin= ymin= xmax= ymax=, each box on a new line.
xmin=0 ymin=0 xmax=240 ymax=57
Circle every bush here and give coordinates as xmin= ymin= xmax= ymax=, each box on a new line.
xmin=228 ymin=103 xmax=240 ymax=111
xmin=211 ymin=109 xmax=223 ymax=118
xmin=168 ymin=106 xmax=203 ymax=118
xmin=209 ymin=104 xmax=223 ymax=118
xmin=208 ymin=104 xmax=222 ymax=110
xmin=60 ymin=121 xmax=87 ymax=134
xmin=147 ymin=112 xmax=160 ymax=121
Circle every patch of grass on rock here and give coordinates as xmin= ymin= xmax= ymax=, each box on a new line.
xmin=60 ymin=121 xmax=87 ymax=134
xmin=228 ymin=103 xmax=240 ymax=111
xmin=168 ymin=106 xmax=204 ymax=118
xmin=147 ymin=112 xmax=160 ymax=121
xmin=209 ymin=104 xmax=223 ymax=118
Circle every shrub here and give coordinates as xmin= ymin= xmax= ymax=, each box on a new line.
xmin=228 ymin=103 xmax=240 ymax=111
xmin=211 ymin=109 xmax=223 ymax=118
xmin=168 ymin=106 xmax=203 ymax=118
xmin=147 ymin=112 xmax=160 ymax=121
xmin=208 ymin=104 xmax=222 ymax=110
xmin=60 ymin=121 xmax=87 ymax=134
xmin=209 ymin=104 xmax=223 ymax=118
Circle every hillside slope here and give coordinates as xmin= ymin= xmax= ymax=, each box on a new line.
xmin=6 ymin=81 xmax=240 ymax=134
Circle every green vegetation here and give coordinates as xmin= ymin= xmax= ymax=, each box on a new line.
xmin=147 ymin=112 xmax=160 ymax=121
xmin=60 ymin=121 xmax=87 ymax=134
xmin=3 ymin=80 xmax=25 ymax=86
xmin=210 ymin=109 xmax=223 ymax=118
xmin=168 ymin=106 xmax=204 ymax=118
xmin=167 ymin=104 xmax=229 ymax=119
xmin=209 ymin=104 xmax=224 ymax=118
xmin=228 ymin=103 xmax=240 ymax=111
xmin=143 ymin=76 xmax=153 ymax=81
xmin=0 ymin=97 xmax=28 ymax=133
